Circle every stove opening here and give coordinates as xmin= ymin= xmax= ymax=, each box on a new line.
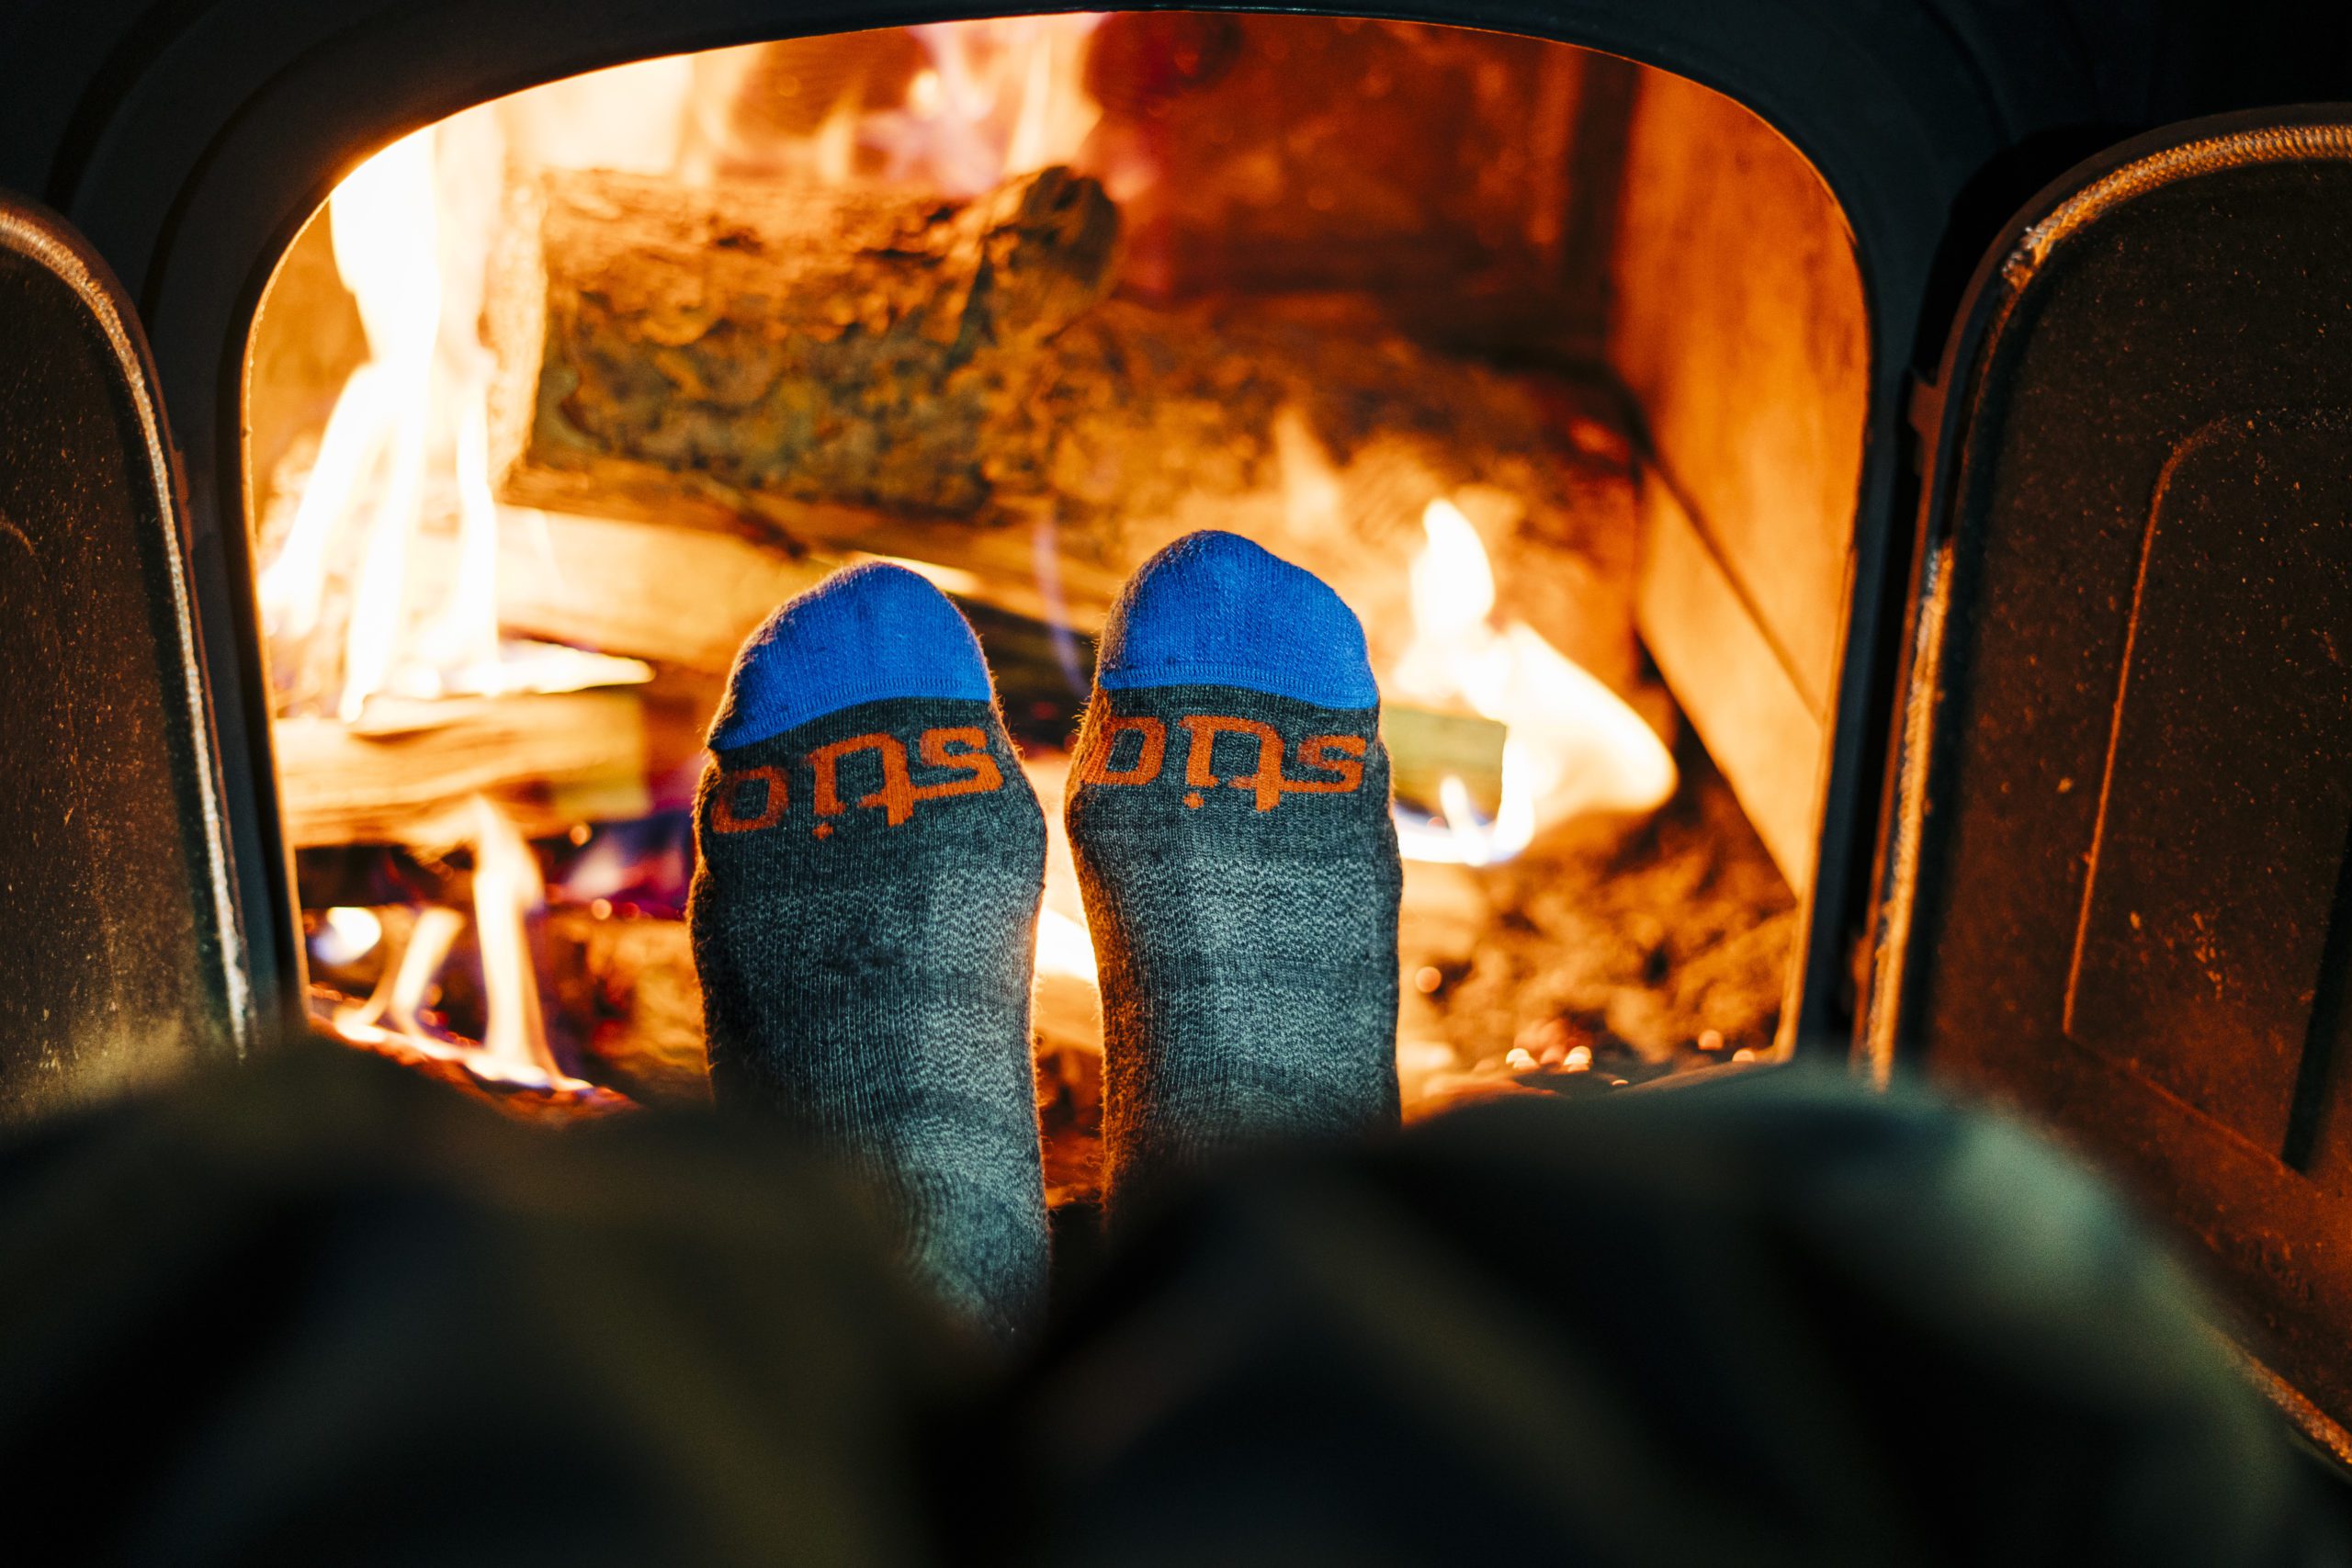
xmin=242 ymin=15 xmax=1867 ymax=1189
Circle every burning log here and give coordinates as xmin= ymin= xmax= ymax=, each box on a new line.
xmin=491 ymin=509 xmax=1507 ymax=808
xmin=276 ymin=691 xmax=650 ymax=847
xmin=488 ymin=174 xmax=1645 ymax=692
xmin=487 ymin=164 xmax=1122 ymax=526
xmin=1384 ymin=705 xmax=1507 ymax=819
xmin=545 ymin=910 xmax=711 ymax=1107
xmin=491 ymin=510 xmax=1102 ymax=678
xmin=482 ymin=165 xmax=1640 ymax=686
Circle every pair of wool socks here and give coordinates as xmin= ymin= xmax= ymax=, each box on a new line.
xmin=688 ymin=536 xmax=1401 ymax=1345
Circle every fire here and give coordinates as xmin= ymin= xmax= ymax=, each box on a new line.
xmin=267 ymin=120 xmax=661 ymax=1086
xmin=261 ymin=21 xmax=1116 ymax=716
xmin=263 ymin=27 xmax=1708 ymax=1109
xmin=1026 ymin=760 xmax=1103 ymax=1049
xmin=266 ymin=24 xmax=1123 ymax=1097
xmin=1389 ymin=498 xmax=1677 ymax=863
xmin=1035 ymin=907 xmax=1099 ymax=986
xmin=257 ymin=123 xmax=648 ymax=724
xmin=467 ymin=795 xmax=560 ymax=1082
xmin=876 ymin=17 xmax=1105 ymax=193
xmin=329 ymin=796 xmax=580 ymax=1090
xmin=672 ymin=20 xmax=1104 ymax=193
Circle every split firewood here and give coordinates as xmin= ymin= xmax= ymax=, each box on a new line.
xmin=492 ymin=509 xmax=1102 ymax=694
xmin=276 ymin=692 xmax=651 ymax=847
xmin=493 ymin=512 xmax=832 ymax=675
xmin=487 ymin=163 xmax=1121 ymax=525
xmin=1383 ymin=705 xmax=1507 ymax=818
xmin=492 ymin=509 xmax=1502 ymax=808
xmin=491 ymin=293 xmax=1639 ymax=697
xmin=946 ymin=299 xmax=1645 ymax=694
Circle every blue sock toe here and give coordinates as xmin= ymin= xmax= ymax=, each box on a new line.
xmin=709 ymin=562 xmax=993 ymax=749
xmin=1095 ymin=531 xmax=1378 ymax=709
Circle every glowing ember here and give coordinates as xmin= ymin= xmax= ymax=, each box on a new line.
xmin=1388 ymin=498 xmax=1676 ymax=864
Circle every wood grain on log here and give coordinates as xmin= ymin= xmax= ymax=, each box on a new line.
xmin=486 ymin=509 xmax=1506 ymax=809
xmin=277 ymin=692 xmax=648 ymax=848
xmin=1634 ymin=481 xmax=1819 ymax=893
xmin=496 ymin=512 xmax=831 ymax=673
xmin=1384 ymin=705 xmax=1507 ymax=818
xmin=492 ymin=508 xmax=1107 ymax=672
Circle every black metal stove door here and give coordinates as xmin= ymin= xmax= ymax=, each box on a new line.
xmin=0 ymin=192 xmax=252 ymax=1121
xmin=1866 ymin=111 xmax=2352 ymax=1451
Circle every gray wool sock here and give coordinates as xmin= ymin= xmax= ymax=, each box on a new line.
xmin=1066 ymin=532 xmax=1402 ymax=1218
xmin=689 ymin=563 xmax=1048 ymax=1344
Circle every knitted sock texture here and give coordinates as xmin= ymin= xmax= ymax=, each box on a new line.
xmin=1067 ymin=533 xmax=1402 ymax=1220
xmin=690 ymin=566 xmax=1047 ymax=1345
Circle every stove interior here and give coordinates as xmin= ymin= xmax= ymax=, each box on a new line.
xmin=242 ymin=14 xmax=1867 ymax=1198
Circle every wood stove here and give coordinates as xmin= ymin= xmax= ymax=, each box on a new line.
xmin=3 ymin=0 xmax=2349 ymax=1458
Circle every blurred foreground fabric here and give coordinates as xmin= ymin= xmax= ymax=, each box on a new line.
xmin=0 ymin=1041 xmax=2336 ymax=1565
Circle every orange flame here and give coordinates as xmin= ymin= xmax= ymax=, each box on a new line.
xmin=1390 ymin=499 xmax=1677 ymax=863
xmin=871 ymin=17 xmax=1105 ymax=193
xmin=265 ymin=23 xmax=1112 ymax=718
xmin=334 ymin=905 xmax=460 ymax=1040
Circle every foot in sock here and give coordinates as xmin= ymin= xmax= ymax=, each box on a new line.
xmin=689 ymin=562 xmax=1048 ymax=1344
xmin=1067 ymin=531 xmax=1402 ymax=1219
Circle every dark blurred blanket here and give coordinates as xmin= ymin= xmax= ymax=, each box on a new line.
xmin=0 ymin=1042 xmax=2335 ymax=1565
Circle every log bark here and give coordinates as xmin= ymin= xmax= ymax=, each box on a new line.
xmin=488 ymin=164 xmax=1121 ymax=525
